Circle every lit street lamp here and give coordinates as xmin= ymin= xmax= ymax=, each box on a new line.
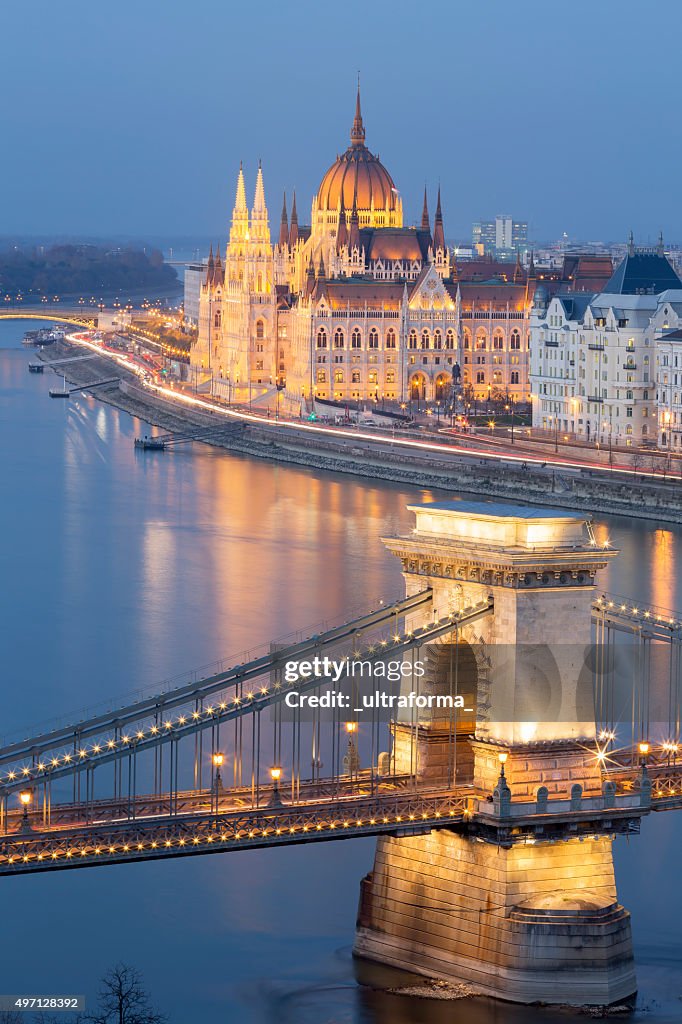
xmin=268 ymin=765 xmax=283 ymax=807
xmin=18 ymin=789 xmax=32 ymax=833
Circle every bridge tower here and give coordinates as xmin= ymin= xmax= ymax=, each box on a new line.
xmin=355 ymin=500 xmax=637 ymax=1007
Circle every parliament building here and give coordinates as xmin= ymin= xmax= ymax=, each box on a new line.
xmin=191 ymin=89 xmax=563 ymax=409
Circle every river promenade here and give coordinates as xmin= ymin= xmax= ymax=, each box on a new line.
xmin=39 ymin=335 xmax=682 ymax=524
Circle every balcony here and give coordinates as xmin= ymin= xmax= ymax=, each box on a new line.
xmin=588 ymin=342 xmax=605 ymax=351
xmin=587 ymin=395 xmax=604 ymax=403
xmin=544 ymin=339 xmax=559 ymax=348
xmin=623 ymin=362 xmax=637 ymax=370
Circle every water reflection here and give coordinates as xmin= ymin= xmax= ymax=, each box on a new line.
xmin=0 ymin=322 xmax=681 ymax=1022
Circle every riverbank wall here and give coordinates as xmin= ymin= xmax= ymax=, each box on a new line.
xmin=38 ymin=341 xmax=682 ymax=524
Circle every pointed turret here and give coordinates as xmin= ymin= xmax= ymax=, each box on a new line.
xmin=305 ymin=253 xmax=316 ymax=295
xmin=278 ymin=192 xmax=288 ymax=247
xmin=433 ymin=186 xmax=445 ymax=250
xmin=349 ymin=187 xmax=361 ymax=250
xmin=628 ymin=230 xmax=635 ymax=256
xmin=528 ymin=250 xmax=536 ymax=279
xmin=657 ymin=230 xmax=665 ymax=257
xmin=234 ymin=163 xmax=247 ymax=217
xmin=213 ymin=244 xmax=223 ymax=285
xmin=205 ymin=243 xmax=214 ymax=285
xmin=350 ymin=76 xmax=365 ymax=147
xmin=252 ymin=160 xmax=266 ymax=217
xmin=318 ymin=251 xmax=326 ymax=278
xmin=421 ymin=187 xmax=430 ymax=233
xmin=289 ymin=190 xmax=299 ymax=248
xmin=336 ymin=194 xmax=348 ymax=251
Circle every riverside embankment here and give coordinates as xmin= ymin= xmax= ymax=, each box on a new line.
xmin=38 ymin=339 xmax=682 ymax=524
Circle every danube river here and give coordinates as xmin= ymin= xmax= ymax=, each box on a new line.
xmin=1 ymin=321 xmax=681 ymax=1023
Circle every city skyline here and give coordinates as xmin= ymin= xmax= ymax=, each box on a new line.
xmin=3 ymin=0 xmax=682 ymax=241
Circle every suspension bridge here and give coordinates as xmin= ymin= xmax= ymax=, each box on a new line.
xmin=2 ymin=500 xmax=679 ymax=1005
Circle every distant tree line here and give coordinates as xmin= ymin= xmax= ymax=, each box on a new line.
xmin=0 ymin=244 xmax=177 ymax=297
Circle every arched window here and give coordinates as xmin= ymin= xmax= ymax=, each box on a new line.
xmin=510 ymin=329 xmax=520 ymax=350
xmin=493 ymin=330 xmax=504 ymax=350
xmin=463 ymin=328 xmax=471 ymax=350
xmin=256 ymin=319 xmax=264 ymax=340
xmin=421 ymin=329 xmax=430 ymax=350
xmin=316 ymin=369 xmax=326 ymax=383
xmin=352 ymin=328 xmax=362 ymax=349
xmin=257 ymin=272 xmax=263 ymax=292
xmin=334 ymin=369 xmax=344 ymax=384
xmin=386 ymin=328 xmax=396 ymax=349
xmin=446 ymin=329 xmax=454 ymax=349
xmin=316 ymin=327 xmax=327 ymax=349
xmin=475 ymin=329 xmax=487 ymax=350
xmin=511 ymin=371 xmax=519 ymax=384
xmin=433 ymin=330 xmax=442 ymax=350
xmin=408 ymin=329 xmax=417 ymax=350
xmin=214 ymin=311 xmax=221 ymax=329
xmin=334 ymin=328 xmax=344 ymax=348
xmin=352 ymin=369 xmax=361 ymax=384
xmin=369 ymin=327 xmax=379 ymax=349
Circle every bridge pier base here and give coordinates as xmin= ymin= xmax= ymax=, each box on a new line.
xmin=354 ymin=828 xmax=636 ymax=1007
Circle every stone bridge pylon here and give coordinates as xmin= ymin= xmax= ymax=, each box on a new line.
xmin=354 ymin=500 xmax=637 ymax=1007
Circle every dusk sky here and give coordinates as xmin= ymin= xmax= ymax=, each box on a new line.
xmin=3 ymin=0 xmax=681 ymax=244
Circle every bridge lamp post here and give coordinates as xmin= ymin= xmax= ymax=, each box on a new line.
xmin=18 ymin=789 xmax=32 ymax=833
xmin=268 ymin=766 xmax=283 ymax=808
xmin=638 ymin=741 xmax=649 ymax=771
xmin=211 ymin=753 xmax=224 ymax=813
xmin=497 ymin=750 xmax=508 ymax=778
xmin=344 ymin=722 xmax=360 ymax=782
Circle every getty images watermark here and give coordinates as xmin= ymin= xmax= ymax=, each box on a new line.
xmin=279 ymin=655 xmax=468 ymax=720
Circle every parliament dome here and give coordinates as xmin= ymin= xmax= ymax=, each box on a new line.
xmin=316 ymin=90 xmax=399 ymax=214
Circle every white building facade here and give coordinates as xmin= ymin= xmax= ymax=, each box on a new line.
xmin=529 ymin=244 xmax=682 ymax=449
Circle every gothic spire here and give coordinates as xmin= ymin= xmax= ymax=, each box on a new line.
xmin=336 ymin=194 xmax=348 ymax=250
xmin=288 ymin=190 xmax=299 ymax=247
xmin=350 ymin=75 xmax=365 ymax=147
xmin=279 ymin=191 xmax=288 ymax=247
xmin=657 ymin=230 xmax=665 ymax=257
xmin=318 ymin=250 xmax=326 ymax=278
xmin=234 ymin=163 xmax=247 ymax=216
xmin=628 ymin=230 xmax=635 ymax=256
xmin=421 ymin=187 xmax=430 ymax=233
xmin=349 ymin=185 xmax=360 ymax=250
xmin=433 ymin=185 xmax=444 ymax=250
xmin=205 ymin=243 xmax=214 ymax=285
xmin=252 ymin=160 xmax=266 ymax=216
xmin=213 ymin=244 xmax=223 ymax=284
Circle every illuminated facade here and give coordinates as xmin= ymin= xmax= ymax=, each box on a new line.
xmin=191 ymin=89 xmax=537 ymax=406
xmin=529 ymin=240 xmax=682 ymax=448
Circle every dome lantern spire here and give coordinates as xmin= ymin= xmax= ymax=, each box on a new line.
xmin=350 ymin=75 xmax=365 ymax=147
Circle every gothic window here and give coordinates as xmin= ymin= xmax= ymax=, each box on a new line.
xmin=257 ymin=272 xmax=263 ymax=292
xmin=317 ymin=369 xmax=326 ymax=383
xmin=493 ymin=331 xmax=504 ymax=350
xmin=369 ymin=328 xmax=379 ymax=349
xmin=476 ymin=371 xmax=485 ymax=383
xmin=463 ymin=328 xmax=471 ymax=350
xmin=386 ymin=328 xmax=396 ymax=349
xmin=352 ymin=370 xmax=361 ymax=384
xmin=256 ymin=360 xmax=264 ymax=370
xmin=433 ymin=330 xmax=442 ymax=350
xmin=214 ymin=311 xmax=221 ymax=329
xmin=510 ymin=329 xmax=521 ymax=350
xmin=317 ymin=327 xmax=327 ymax=349
xmin=511 ymin=371 xmax=519 ymax=384
xmin=334 ymin=328 xmax=344 ymax=348
xmin=256 ymin=320 xmax=265 ymax=340
xmin=408 ymin=329 xmax=417 ymax=350
xmin=351 ymin=328 xmax=362 ymax=349
xmin=421 ymin=329 xmax=430 ymax=350
xmin=446 ymin=329 xmax=454 ymax=349
xmin=475 ymin=329 xmax=487 ymax=350
xmin=386 ymin=370 xmax=395 ymax=383
xmin=334 ymin=369 xmax=344 ymax=384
